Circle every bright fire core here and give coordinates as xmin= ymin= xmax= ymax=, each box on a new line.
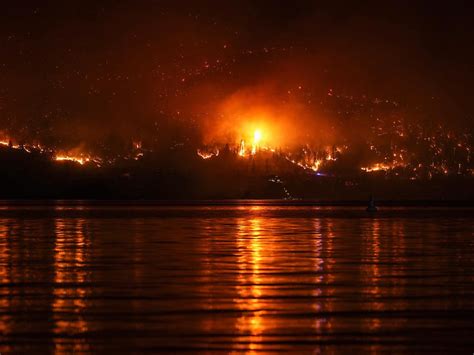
xmin=253 ymin=129 xmax=262 ymax=144
xmin=251 ymin=129 xmax=262 ymax=155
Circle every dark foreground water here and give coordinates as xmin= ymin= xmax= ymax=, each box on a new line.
xmin=0 ymin=203 xmax=473 ymax=353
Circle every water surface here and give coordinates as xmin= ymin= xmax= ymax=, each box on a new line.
xmin=0 ymin=204 xmax=473 ymax=353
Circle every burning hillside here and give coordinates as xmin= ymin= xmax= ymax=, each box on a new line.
xmin=194 ymin=88 xmax=473 ymax=180
xmin=0 ymin=85 xmax=473 ymax=183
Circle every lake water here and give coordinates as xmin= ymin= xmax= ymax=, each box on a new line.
xmin=0 ymin=203 xmax=473 ymax=353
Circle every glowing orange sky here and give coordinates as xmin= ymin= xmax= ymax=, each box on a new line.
xmin=201 ymin=83 xmax=337 ymax=149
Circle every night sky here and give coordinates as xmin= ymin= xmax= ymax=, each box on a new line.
xmin=1 ymin=1 xmax=473 ymax=149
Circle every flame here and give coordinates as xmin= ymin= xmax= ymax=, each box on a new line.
xmin=54 ymin=155 xmax=91 ymax=165
xmin=326 ymin=153 xmax=336 ymax=161
xmin=197 ymin=148 xmax=219 ymax=160
xmin=360 ymin=163 xmax=390 ymax=172
xmin=54 ymin=150 xmax=102 ymax=166
xmin=253 ymin=129 xmax=262 ymax=144
xmin=285 ymin=156 xmax=323 ymax=172
xmin=133 ymin=152 xmax=144 ymax=160
xmin=251 ymin=129 xmax=262 ymax=155
xmin=238 ymin=140 xmax=246 ymax=157
xmin=0 ymin=138 xmax=19 ymax=149
xmin=360 ymin=162 xmax=407 ymax=172
xmin=238 ymin=129 xmax=263 ymax=157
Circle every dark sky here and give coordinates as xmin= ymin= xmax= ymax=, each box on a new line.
xmin=1 ymin=1 xmax=473 ymax=148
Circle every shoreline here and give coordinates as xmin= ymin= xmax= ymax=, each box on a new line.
xmin=0 ymin=199 xmax=473 ymax=207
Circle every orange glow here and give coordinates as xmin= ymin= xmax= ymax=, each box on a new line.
xmin=237 ymin=127 xmax=268 ymax=157
xmin=202 ymin=83 xmax=337 ymax=152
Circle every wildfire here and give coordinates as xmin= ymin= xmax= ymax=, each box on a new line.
xmin=285 ymin=156 xmax=323 ymax=172
xmin=237 ymin=129 xmax=264 ymax=157
xmin=54 ymin=155 xmax=92 ymax=165
xmin=0 ymin=136 xmax=102 ymax=166
xmin=238 ymin=140 xmax=246 ymax=157
xmin=0 ymin=138 xmax=19 ymax=149
xmin=0 ymin=137 xmax=46 ymax=152
xmin=254 ymin=129 xmax=262 ymax=143
xmin=196 ymin=122 xmax=345 ymax=173
xmin=360 ymin=163 xmax=392 ymax=172
xmin=197 ymin=148 xmax=219 ymax=160
xmin=2 ymin=96 xmax=473 ymax=182
xmin=53 ymin=147 xmax=102 ymax=166
xmin=251 ymin=129 xmax=262 ymax=155
xmin=360 ymin=162 xmax=408 ymax=173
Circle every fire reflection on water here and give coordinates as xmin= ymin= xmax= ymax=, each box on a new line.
xmin=235 ymin=209 xmax=265 ymax=352
xmin=0 ymin=220 xmax=13 ymax=346
xmin=361 ymin=218 xmax=408 ymax=354
xmin=0 ymin=206 xmax=470 ymax=353
xmin=53 ymin=219 xmax=91 ymax=353
xmin=363 ymin=219 xmax=382 ymax=333
xmin=232 ymin=208 xmax=339 ymax=352
xmin=311 ymin=218 xmax=332 ymax=334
